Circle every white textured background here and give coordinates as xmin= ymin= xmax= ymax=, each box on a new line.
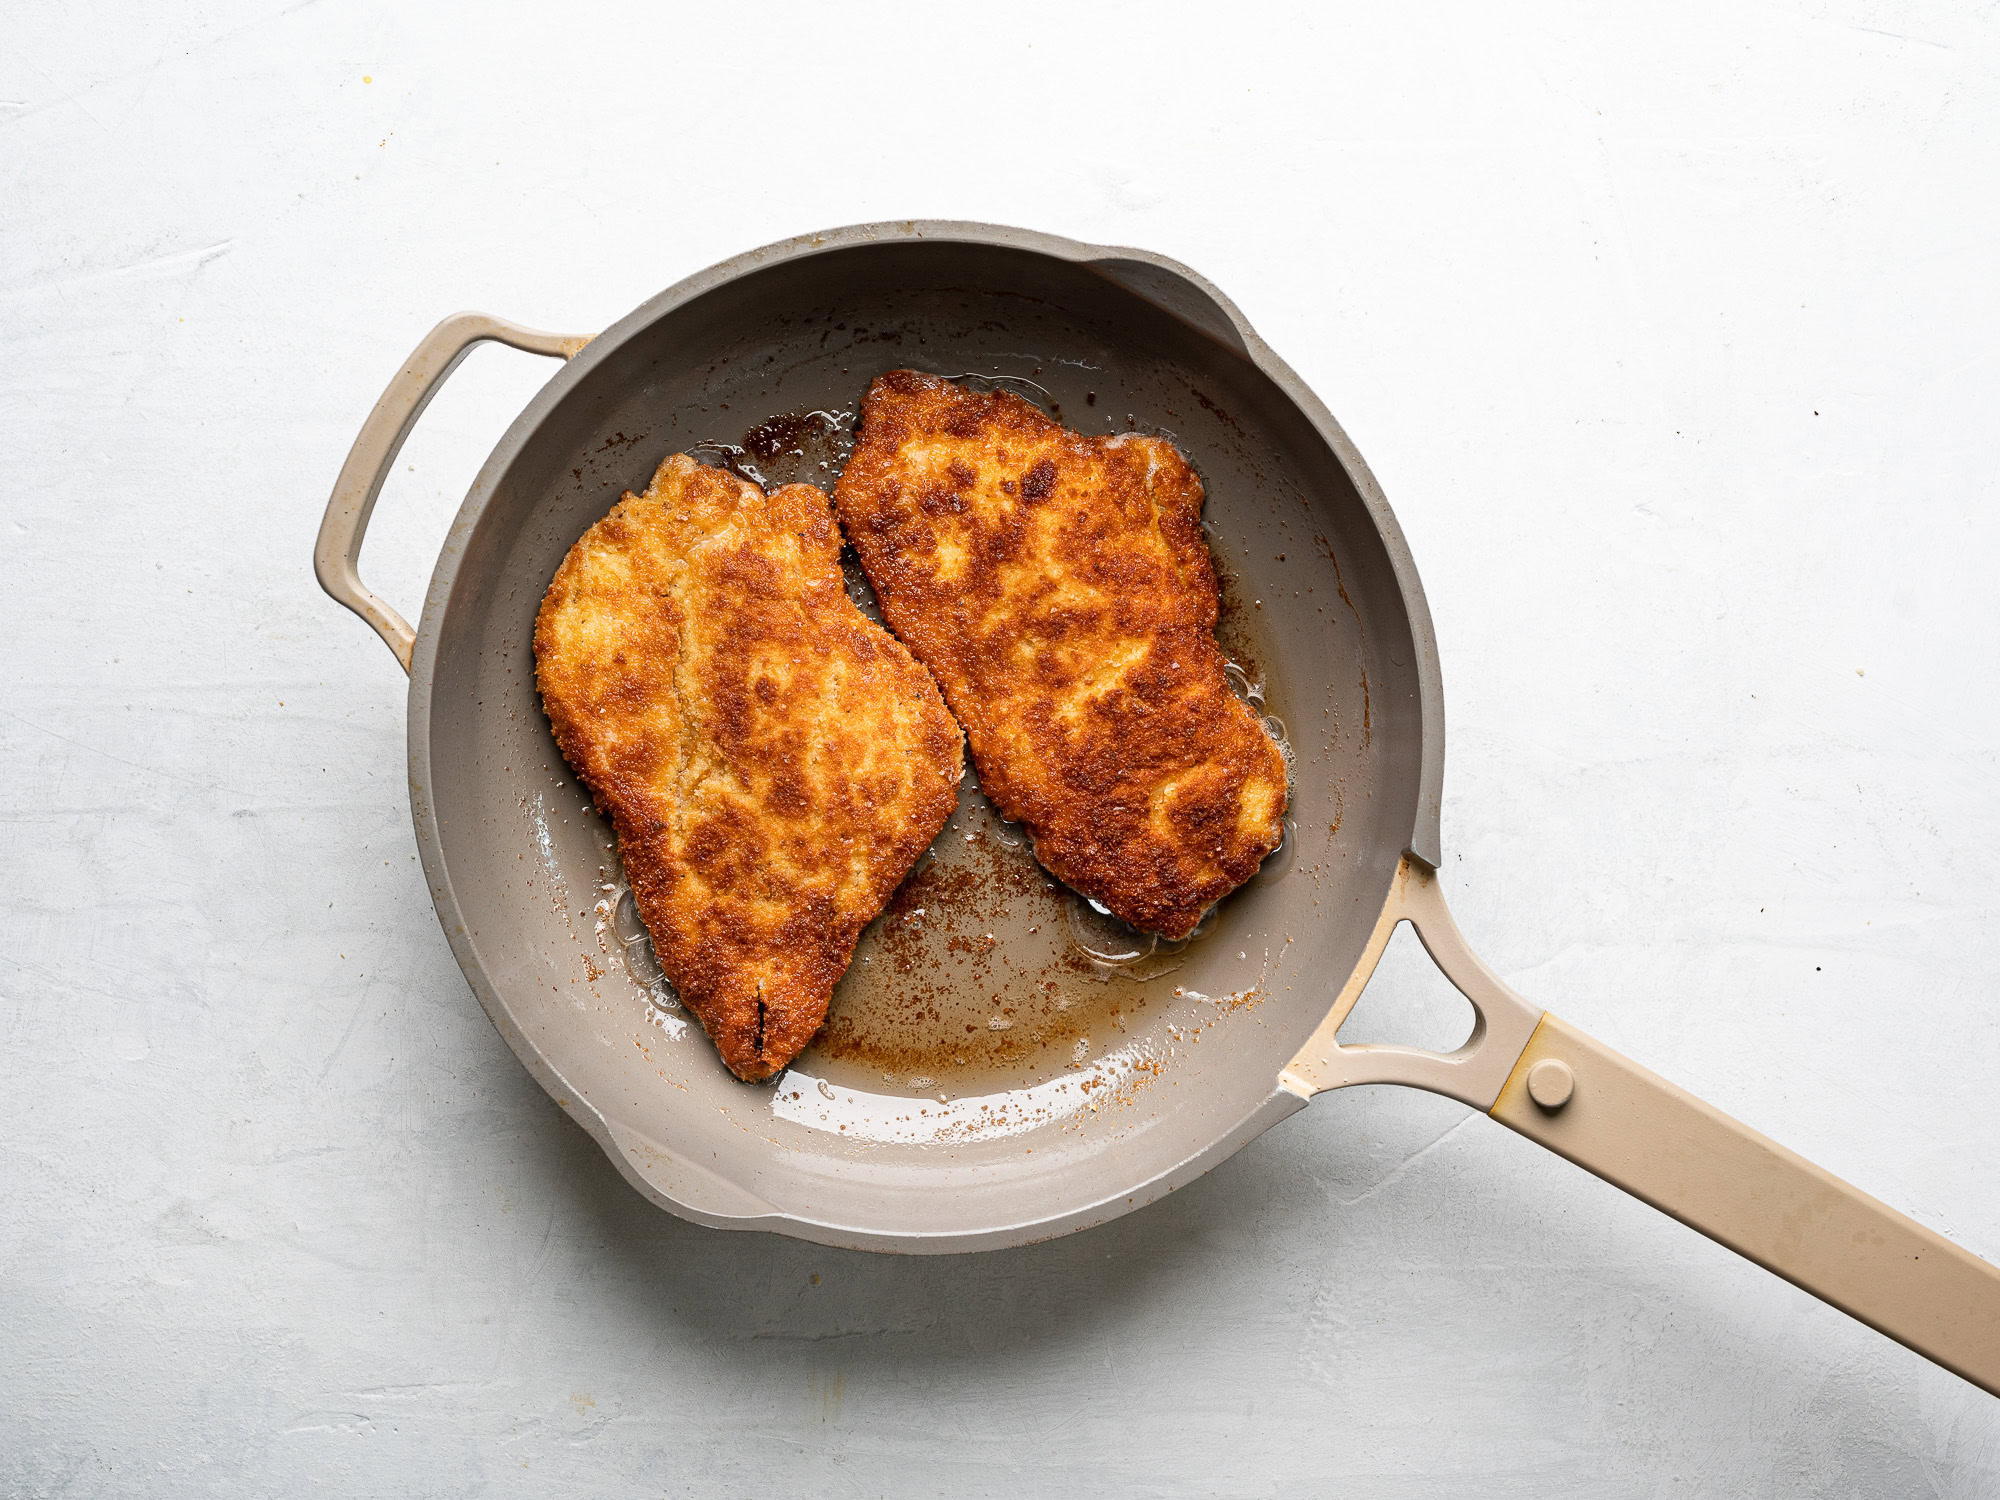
xmin=5 ymin=2 xmax=1999 ymax=1495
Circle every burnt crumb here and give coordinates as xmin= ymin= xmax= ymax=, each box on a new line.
xmin=1187 ymin=387 xmax=1244 ymax=435
xmin=1020 ymin=459 xmax=1057 ymax=501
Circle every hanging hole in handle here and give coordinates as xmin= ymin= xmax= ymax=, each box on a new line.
xmin=1335 ymin=919 xmax=1480 ymax=1054
xmin=355 ymin=342 xmax=566 ymax=635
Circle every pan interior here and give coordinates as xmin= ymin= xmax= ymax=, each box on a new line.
xmin=420 ymin=238 xmax=1425 ymax=1242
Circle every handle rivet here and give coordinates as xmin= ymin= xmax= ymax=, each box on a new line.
xmin=1527 ymin=1059 xmax=1575 ymax=1111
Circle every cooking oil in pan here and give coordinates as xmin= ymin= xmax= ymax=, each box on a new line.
xmin=688 ymin=406 xmax=856 ymax=490
xmin=801 ymin=702 xmax=1290 ymax=1101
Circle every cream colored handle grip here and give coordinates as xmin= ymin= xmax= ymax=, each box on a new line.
xmin=314 ymin=313 xmax=589 ymax=673
xmin=1492 ymin=1014 xmax=2000 ymax=1396
xmin=1283 ymin=856 xmax=2000 ymax=1395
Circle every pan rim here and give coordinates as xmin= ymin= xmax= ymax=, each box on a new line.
xmin=403 ymin=219 xmax=1446 ymax=1250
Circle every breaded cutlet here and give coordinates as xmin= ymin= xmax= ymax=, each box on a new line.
xmin=833 ymin=371 xmax=1287 ymax=940
xmin=535 ymin=453 xmax=964 ymax=1080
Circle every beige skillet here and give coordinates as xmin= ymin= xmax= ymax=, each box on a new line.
xmin=317 ymin=221 xmax=2000 ymax=1397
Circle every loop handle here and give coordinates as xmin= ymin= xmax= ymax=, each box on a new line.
xmin=314 ymin=313 xmax=588 ymax=673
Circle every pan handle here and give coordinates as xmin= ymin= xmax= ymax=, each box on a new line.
xmin=1278 ymin=855 xmax=1545 ymax=1107
xmin=1282 ymin=855 xmax=2000 ymax=1397
xmin=1492 ymin=1013 xmax=2000 ymax=1396
xmin=314 ymin=313 xmax=591 ymax=673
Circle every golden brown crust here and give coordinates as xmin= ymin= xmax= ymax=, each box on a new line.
xmin=833 ymin=371 xmax=1288 ymax=939
xmin=534 ymin=454 xmax=964 ymax=1081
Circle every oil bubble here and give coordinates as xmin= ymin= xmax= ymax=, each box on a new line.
xmin=1067 ymin=896 xmax=1154 ymax=965
xmin=624 ymin=933 xmax=664 ymax=987
xmin=1224 ymin=661 xmax=1266 ymax=710
xmin=612 ymin=888 xmax=648 ymax=946
xmin=1252 ymin=816 xmax=1299 ymax=885
xmin=1063 ymin=893 xmax=1210 ymax=981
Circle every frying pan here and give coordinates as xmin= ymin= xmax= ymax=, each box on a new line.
xmin=316 ymin=220 xmax=2000 ymax=1395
